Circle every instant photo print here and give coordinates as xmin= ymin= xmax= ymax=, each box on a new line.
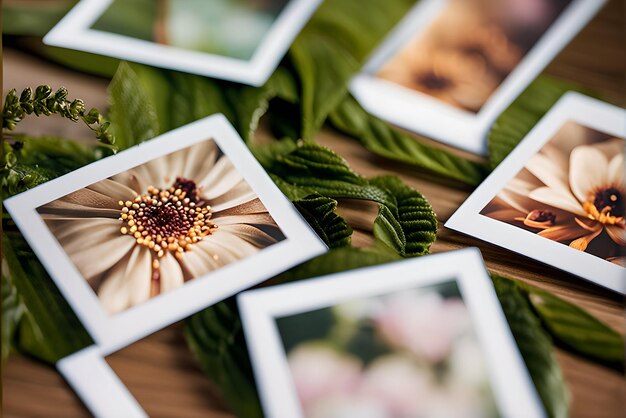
xmin=350 ymin=0 xmax=605 ymax=154
xmin=446 ymin=93 xmax=625 ymax=294
xmin=43 ymin=0 xmax=322 ymax=86
xmin=239 ymin=248 xmax=545 ymax=418
xmin=4 ymin=115 xmax=326 ymax=417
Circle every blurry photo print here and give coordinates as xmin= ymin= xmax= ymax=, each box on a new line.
xmin=350 ymin=0 xmax=605 ymax=154
xmin=278 ymin=282 xmax=498 ymax=417
xmin=446 ymin=93 xmax=626 ymax=294
xmin=44 ymin=0 xmax=322 ymax=85
xmin=239 ymin=249 xmax=545 ymax=418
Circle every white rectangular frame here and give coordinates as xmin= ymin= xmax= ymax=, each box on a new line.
xmin=446 ymin=93 xmax=625 ymax=294
xmin=43 ymin=0 xmax=322 ymax=86
xmin=4 ymin=114 xmax=327 ymax=355
xmin=349 ymin=0 xmax=605 ymax=155
xmin=238 ymin=248 xmax=545 ymax=418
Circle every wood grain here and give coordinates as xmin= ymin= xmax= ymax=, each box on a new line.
xmin=2 ymin=1 xmax=625 ymax=417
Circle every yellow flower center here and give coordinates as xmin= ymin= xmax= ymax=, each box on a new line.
xmin=118 ymin=177 xmax=216 ymax=259
xmin=583 ymin=187 xmax=624 ymax=225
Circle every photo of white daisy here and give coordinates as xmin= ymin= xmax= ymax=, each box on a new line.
xmin=37 ymin=139 xmax=286 ymax=315
xmin=481 ymin=121 xmax=625 ymax=265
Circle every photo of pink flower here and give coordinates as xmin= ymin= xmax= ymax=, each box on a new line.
xmin=481 ymin=122 xmax=625 ymax=265
xmin=276 ymin=282 xmax=498 ymax=418
xmin=376 ymin=0 xmax=572 ymax=112
xmin=38 ymin=139 xmax=285 ymax=315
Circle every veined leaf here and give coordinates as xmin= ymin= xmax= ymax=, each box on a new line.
xmin=370 ymin=176 xmax=437 ymax=256
xmin=488 ymin=76 xmax=591 ymax=169
xmin=493 ymin=276 xmax=569 ymax=418
xmin=520 ymin=283 xmax=624 ymax=370
xmin=294 ymin=194 xmax=352 ymax=249
xmin=2 ymin=231 xmax=93 ymax=363
xmin=329 ymin=95 xmax=488 ymax=186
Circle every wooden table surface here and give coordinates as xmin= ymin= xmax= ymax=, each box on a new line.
xmin=2 ymin=1 xmax=625 ymax=417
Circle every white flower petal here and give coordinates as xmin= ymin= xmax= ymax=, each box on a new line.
xmin=529 ymin=187 xmax=586 ymax=216
xmin=569 ymin=146 xmax=608 ymax=203
xmin=183 ymin=140 xmax=218 ymax=180
xmin=212 ymin=212 xmax=277 ymax=226
xmin=179 ymin=249 xmax=220 ymax=277
xmin=212 ymin=197 xmax=267 ymax=217
xmin=209 ymin=181 xmax=256 ymax=212
xmin=88 ymin=179 xmax=137 ymax=202
xmin=526 ymin=153 xmax=569 ymax=193
xmin=607 ymin=154 xmax=624 ymax=188
xmin=69 ymin=234 xmax=136 ymax=279
xmin=98 ymin=246 xmax=152 ymax=314
xmin=56 ymin=218 xmax=122 ymax=253
xmin=51 ymin=218 xmax=121 ymax=241
xmin=217 ymin=224 xmax=282 ymax=247
xmin=199 ymin=156 xmax=243 ymax=200
xmin=158 ymin=252 xmax=185 ymax=293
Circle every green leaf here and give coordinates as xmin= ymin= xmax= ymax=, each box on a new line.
xmin=520 ymin=283 xmax=624 ymax=370
xmin=329 ymin=95 xmax=488 ymax=186
xmin=488 ymin=76 xmax=591 ymax=169
xmin=1 ymin=136 xmax=99 ymax=198
xmin=268 ymin=142 xmax=391 ymax=206
xmin=2 ymin=0 xmax=75 ymax=36
xmin=493 ymin=276 xmax=569 ymax=418
xmin=289 ymin=0 xmax=415 ymax=140
xmin=369 ymin=176 xmax=437 ymax=256
xmin=2 ymin=231 xmax=93 ymax=363
xmin=108 ymin=62 xmax=292 ymax=144
xmin=2 ymin=271 xmax=25 ymax=364
xmin=293 ymin=194 xmax=352 ymax=249
xmin=185 ymin=300 xmax=263 ymax=418
xmin=107 ymin=62 xmax=163 ymax=149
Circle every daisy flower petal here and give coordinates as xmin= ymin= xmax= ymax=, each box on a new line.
xmin=569 ymin=146 xmax=608 ymax=203
xmin=529 ymin=187 xmax=586 ymax=217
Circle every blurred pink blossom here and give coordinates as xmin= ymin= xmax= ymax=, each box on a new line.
xmin=372 ymin=291 xmax=471 ymax=363
xmin=288 ymin=344 xmax=361 ymax=411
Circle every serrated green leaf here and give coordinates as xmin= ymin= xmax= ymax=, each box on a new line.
xmin=488 ymin=76 xmax=591 ymax=169
xmin=2 ymin=231 xmax=93 ymax=363
xmin=493 ymin=276 xmax=569 ymax=418
xmin=185 ymin=300 xmax=263 ymax=418
xmin=294 ymin=194 xmax=352 ymax=248
xmin=370 ymin=176 xmax=437 ymax=256
xmin=329 ymin=95 xmax=488 ymax=186
xmin=519 ymin=283 xmax=624 ymax=370
xmin=269 ymin=142 xmax=392 ymax=206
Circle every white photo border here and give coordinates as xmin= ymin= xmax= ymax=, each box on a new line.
xmin=446 ymin=93 xmax=626 ymax=294
xmin=43 ymin=0 xmax=322 ymax=86
xmin=238 ymin=248 xmax=546 ymax=418
xmin=349 ymin=0 xmax=605 ymax=155
xmin=4 ymin=114 xmax=327 ymax=355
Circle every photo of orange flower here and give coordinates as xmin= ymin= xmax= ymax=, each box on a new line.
xmin=38 ymin=140 xmax=286 ymax=315
xmin=377 ymin=0 xmax=572 ymax=112
xmin=481 ymin=122 xmax=625 ymax=265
